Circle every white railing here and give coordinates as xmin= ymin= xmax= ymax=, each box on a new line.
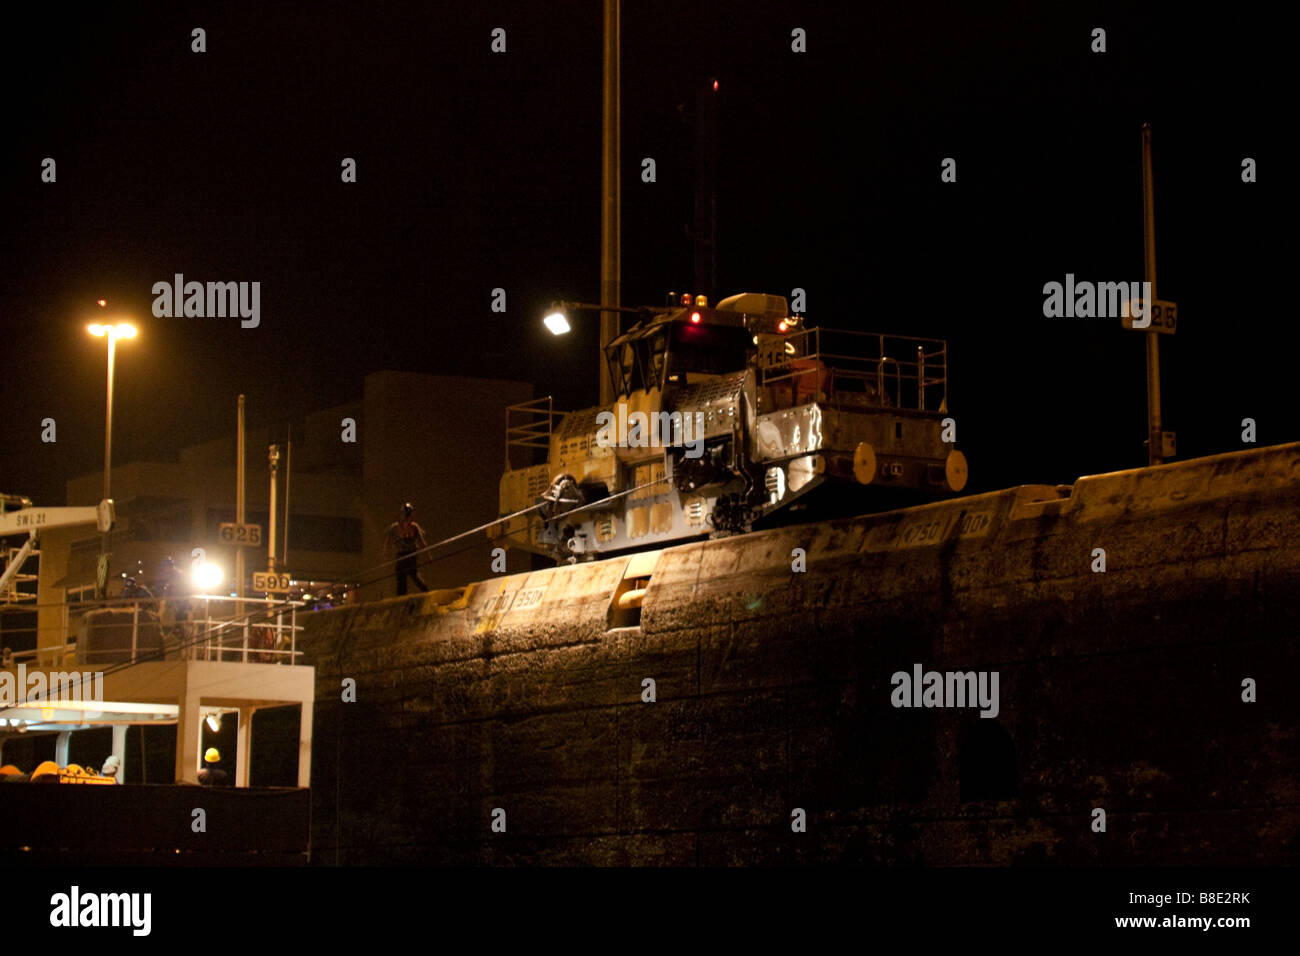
xmin=44 ymin=596 xmax=308 ymax=667
xmin=180 ymin=596 xmax=304 ymax=663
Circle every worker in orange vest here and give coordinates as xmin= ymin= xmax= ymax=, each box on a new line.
xmin=384 ymin=502 xmax=429 ymax=596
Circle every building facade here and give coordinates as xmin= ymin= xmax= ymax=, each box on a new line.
xmin=22 ymin=371 xmax=531 ymax=662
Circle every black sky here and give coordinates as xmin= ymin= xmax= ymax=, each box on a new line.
xmin=1 ymin=1 xmax=1288 ymax=506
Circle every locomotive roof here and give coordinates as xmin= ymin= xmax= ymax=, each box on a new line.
xmin=607 ymin=292 xmax=791 ymax=350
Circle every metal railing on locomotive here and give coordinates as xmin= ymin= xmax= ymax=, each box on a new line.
xmin=505 ymin=396 xmax=563 ymax=470
xmin=501 ymin=328 xmax=950 ymax=468
xmin=757 ymin=327 xmax=949 ymax=412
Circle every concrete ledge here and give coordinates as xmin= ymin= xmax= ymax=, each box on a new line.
xmin=298 ymin=441 xmax=1300 ymax=864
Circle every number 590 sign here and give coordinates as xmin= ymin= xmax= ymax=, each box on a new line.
xmin=253 ymin=571 xmax=292 ymax=593
xmin=219 ymin=522 xmax=262 ymax=546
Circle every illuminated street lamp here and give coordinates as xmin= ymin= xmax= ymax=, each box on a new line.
xmin=543 ymin=307 xmax=572 ymax=336
xmin=542 ymin=300 xmax=647 ymax=337
xmin=87 ymin=305 xmax=136 ymax=596
xmin=86 ymin=314 xmax=138 ymax=503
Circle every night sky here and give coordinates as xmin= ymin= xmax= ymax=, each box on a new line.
xmin=1 ymin=2 xmax=1286 ymax=508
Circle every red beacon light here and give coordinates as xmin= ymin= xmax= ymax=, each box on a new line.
xmin=778 ymin=320 xmax=788 ymax=333
xmin=680 ymin=293 xmax=692 ymax=306
xmin=690 ymin=312 xmax=702 ymax=324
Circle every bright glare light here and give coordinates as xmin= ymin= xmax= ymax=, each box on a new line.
xmin=690 ymin=312 xmax=701 ymax=324
xmin=96 ymin=299 xmax=107 ymax=308
xmin=543 ymin=311 xmax=571 ymax=335
xmin=193 ymin=562 xmax=224 ymax=591
xmin=87 ymin=322 xmax=138 ymax=339
xmin=206 ymin=712 xmax=222 ymax=733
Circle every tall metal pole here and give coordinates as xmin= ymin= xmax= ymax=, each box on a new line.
xmin=235 ymin=395 xmax=245 ymax=599
xmin=97 ymin=334 xmax=116 ymax=596
xmin=693 ymin=79 xmax=719 ymax=302
xmin=1141 ymin=122 xmax=1163 ymax=466
xmin=103 ymin=335 xmax=115 ymax=502
xmin=267 ymin=444 xmax=279 ymax=573
xmin=281 ymin=429 xmax=291 ymax=568
xmin=600 ymin=0 xmax=621 ymax=407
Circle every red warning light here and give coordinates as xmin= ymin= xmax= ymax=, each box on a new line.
xmin=712 ymin=80 xmax=719 ymax=92
xmin=96 ymin=299 xmax=107 ymax=308
xmin=778 ymin=321 xmax=788 ymax=333
xmin=690 ymin=312 xmax=702 ymax=324
xmin=681 ymin=293 xmax=692 ymax=306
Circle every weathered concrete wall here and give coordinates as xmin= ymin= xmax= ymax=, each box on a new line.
xmin=299 ymin=442 xmax=1300 ymax=865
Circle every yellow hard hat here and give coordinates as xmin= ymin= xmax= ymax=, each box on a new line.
xmin=204 ymin=747 xmax=221 ymax=764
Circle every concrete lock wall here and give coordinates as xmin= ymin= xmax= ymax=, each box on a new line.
xmin=298 ymin=442 xmax=1300 ymax=865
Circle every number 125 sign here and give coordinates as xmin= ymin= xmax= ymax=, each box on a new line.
xmin=219 ymin=522 xmax=262 ymax=546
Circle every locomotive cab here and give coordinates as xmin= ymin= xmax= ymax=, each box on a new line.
xmin=496 ymin=293 xmax=968 ymax=562
xmin=604 ymin=304 xmax=758 ymax=396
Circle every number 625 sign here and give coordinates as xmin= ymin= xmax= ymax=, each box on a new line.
xmin=219 ymin=522 xmax=263 ymax=546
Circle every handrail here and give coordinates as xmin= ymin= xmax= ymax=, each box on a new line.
xmin=3 ymin=596 xmax=310 ymax=668
xmin=759 ymin=326 xmax=948 ymax=411
xmin=505 ymin=397 xmax=561 ymax=469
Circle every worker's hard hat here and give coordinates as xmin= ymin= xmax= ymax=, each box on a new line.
xmin=204 ymin=747 xmax=221 ymax=764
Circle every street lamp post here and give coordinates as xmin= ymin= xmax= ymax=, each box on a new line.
xmin=88 ymin=320 xmax=138 ymax=497
xmin=87 ymin=316 xmax=137 ymax=595
xmin=102 ymin=331 xmax=116 ymax=500
xmin=543 ymin=300 xmax=655 ymax=400
xmin=601 ymin=0 xmax=621 ymax=407
xmin=1140 ymin=122 xmax=1163 ymax=466
xmin=544 ymin=301 xmax=648 ymax=338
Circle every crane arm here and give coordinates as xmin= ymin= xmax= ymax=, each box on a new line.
xmin=0 ymin=534 xmax=39 ymax=596
xmin=0 ymin=499 xmax=114 ymax=597
xmin=0 ymin=499 xmax=114 ymax=537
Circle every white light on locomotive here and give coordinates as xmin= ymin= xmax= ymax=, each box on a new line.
xmin=765 ymin=466 xmax=786 ymax=504
xmin=788 ymin=455 xmax=819 ymax=493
